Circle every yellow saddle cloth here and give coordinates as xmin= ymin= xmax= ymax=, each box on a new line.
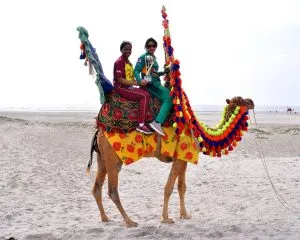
xmin=105 ymin=126 xmax=199 ymax=165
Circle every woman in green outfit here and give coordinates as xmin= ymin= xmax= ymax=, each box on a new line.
xmin=134 ymin=38 xmax=172 ymax=136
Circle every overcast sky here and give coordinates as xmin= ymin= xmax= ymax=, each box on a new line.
xmin=0 ymin=0 xmax=299 ymax=108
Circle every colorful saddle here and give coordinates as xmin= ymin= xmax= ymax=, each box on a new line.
xmin=97 ymin=90 xmax=174 ymax=133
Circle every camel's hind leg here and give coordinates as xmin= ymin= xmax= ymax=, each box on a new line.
xmin=98 ymin=133 xmax=138 ymax=227
xmin=177 ymin=161 xmax=191 ymax=219
xmin=107 ymin=163 xmax=138 ymax=227
xmin=92 ymin=152 xmax=109 ymax=222
xmin=162 ymin=159 xmax=187 ymax=223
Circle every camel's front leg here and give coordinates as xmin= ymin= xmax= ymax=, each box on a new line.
xmin=177 ymin=161 xmax=191 ymax=219
xmin=162 ymin=159 xmax=186 ymax=223
xmin=92 ymin=152 xmax=109 ymax=222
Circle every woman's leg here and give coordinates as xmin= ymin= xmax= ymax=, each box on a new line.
xmin=147 ymin=84 xmax=173 ymax=123
xmin=114 ymin=86 xmax=150 ymax=124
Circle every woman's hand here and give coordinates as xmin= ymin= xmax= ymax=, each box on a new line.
xmin=140 ymin=79 xmax=148 ymax=86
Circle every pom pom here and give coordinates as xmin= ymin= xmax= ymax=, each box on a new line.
xmin=80 ymin=52 xmax=86 ymax=59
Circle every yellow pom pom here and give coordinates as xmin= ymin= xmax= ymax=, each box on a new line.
xmin=179 ymin=111 xmax=183 ymax=117
xmin=186 ymin=112 xmax=191 ymax=120
xmin=202 ymin=147 xmax=207 ymax=152
xmin=173 ymin=122 xmax=177 ymax=128
xmin=198 ymin=137 xmax=203 ymax=142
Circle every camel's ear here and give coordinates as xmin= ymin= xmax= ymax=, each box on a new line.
xmin=226 ymin=99 xmax=230 ymax=104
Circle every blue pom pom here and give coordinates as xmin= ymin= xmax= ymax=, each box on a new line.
xmin=168 ymin=46 xmax=173 ymax=56
xmin=80 ymin=52 xmax=86 ymax=60
xmin=172 ymin=64 xmax=180 ymax=71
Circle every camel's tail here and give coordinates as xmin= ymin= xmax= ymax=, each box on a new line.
xmin=86 ymin=130 xmax=99 ymax=176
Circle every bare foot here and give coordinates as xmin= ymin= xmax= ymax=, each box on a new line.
xmin=125 ymin=219 xmax=138 ymax=227
xmin=161 ymin=217 xmax=175 ymax=224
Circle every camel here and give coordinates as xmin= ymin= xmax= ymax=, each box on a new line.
xmin=88 ymin=97 xmax=254 ymax=227
xmin=287 ymin=107 xmax=294 ymax=114
xmin=78 ymin=8 xmax=255 ymax=227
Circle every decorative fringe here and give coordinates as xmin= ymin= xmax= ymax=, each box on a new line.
xmin=88 ymin=61 xmax=95 ymax=75
xmin=161 ymin=6 xmax=252 ymax=158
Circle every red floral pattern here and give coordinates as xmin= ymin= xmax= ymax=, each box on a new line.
xmin=105 ymin=126 xmax=199 ymax=165
xmin=112 ymin=142 xmax=121 ymax=151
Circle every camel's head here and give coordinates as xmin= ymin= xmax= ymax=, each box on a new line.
xmin=244 ymin=98 xmax=255 ymax=110
xmin=226 ymin=96 xmax=255 ymax=111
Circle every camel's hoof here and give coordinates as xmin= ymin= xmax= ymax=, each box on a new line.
xmin=180 ymin=214 xmax=191 ymax=219
xmin=101 ymin=215 xmax=110 ymax=222
xmin=161 ymin=217 xmax=175 ymax=224
xmin=125 ymin=220 xmax=138 ymax=228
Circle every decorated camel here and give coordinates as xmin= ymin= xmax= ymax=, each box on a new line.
xmin=78 ymin=6 xmax=254 ymax=227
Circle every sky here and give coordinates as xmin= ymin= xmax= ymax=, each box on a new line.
xmin=0 ymin=0 xmax=299 ymax=108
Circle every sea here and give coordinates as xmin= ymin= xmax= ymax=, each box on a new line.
xmin=1 ymin=104 xmax=299 ymax=114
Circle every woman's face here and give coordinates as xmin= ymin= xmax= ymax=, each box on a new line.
xmin=146 ymin=41 xmax=157 ymax=54
xmin=121 ymin=44 xmax=132 ymax=58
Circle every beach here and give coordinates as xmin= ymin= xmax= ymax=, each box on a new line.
xmin=1 ymin=110 xmax=300 ymax=240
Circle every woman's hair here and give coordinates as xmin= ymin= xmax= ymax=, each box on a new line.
xmin=144 ymin=38 xmax=157 ymax=48
xmin=120 ymin=41 xmax=132 ymax=51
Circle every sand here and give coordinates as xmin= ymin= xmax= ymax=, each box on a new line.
xmin=1 ymin=110 xmax=300 ymax=240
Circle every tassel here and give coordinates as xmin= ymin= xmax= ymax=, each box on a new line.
xmin=88 ymin=61 xmax=95 ymax=75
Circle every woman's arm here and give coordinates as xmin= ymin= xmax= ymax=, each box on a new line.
xmin=115 ymin=77 xmax=137 ymax=86
xmin=133 ymin=55 xmax=145 ymax=85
